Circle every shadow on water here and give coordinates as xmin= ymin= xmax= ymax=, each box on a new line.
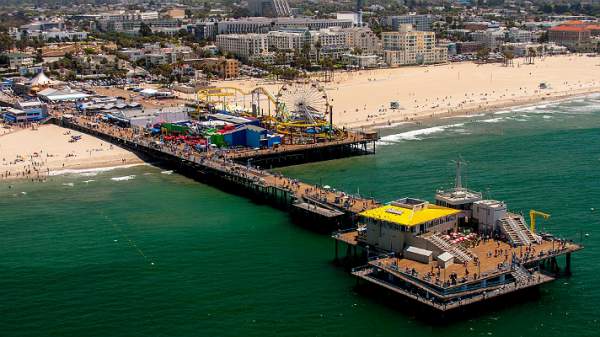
xmin=352 ymin=281 xmax=543 ymax=325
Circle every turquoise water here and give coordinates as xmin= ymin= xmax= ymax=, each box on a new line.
xmin=2 ymin=95 xmax=600 ymax=336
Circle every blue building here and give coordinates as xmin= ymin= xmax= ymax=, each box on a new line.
xmin=3 ymin=99 xmax=48 ymax=122
xmin=223 ymin=125 xmax=282 ymax=149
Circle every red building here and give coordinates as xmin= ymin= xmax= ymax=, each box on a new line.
xmin=548 ymin=21 xmax=600 ymax=52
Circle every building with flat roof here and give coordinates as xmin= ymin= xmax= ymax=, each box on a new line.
xmin=471 ymin=29 xmax=506 ymax=51
xmin=357 ymin=197 xmax=460 ymax=252
xmin=548 ymin=21 xmax=600 ymax=51
xmin=382 ymin=25 xmax=447 ymax=66
xmin=386 ymin=14 xmax=437 ymax=32
xmin=216 ymin=34 xmax=269 ymax=60
xmin=217 ymin=17 xmax=353 ymax=35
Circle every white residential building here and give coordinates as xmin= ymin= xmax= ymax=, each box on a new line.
xmin=507 ymin=27 xmax=534 ymax=43
xmin=382 ymin=25 xmax=447 ymax=67
xmin=267 ymin=31 xmax=304 ymax=51
xmin=216 ymin=34 xmax=269 ymax=60
xmin=343 ymin=27 xmax=382 ymax=55
xmin=471 ymin=29 xmax=506 ymax=50
xmin=216 ymin=17 xmax=353 ymax=35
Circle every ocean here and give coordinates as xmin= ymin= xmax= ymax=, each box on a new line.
xmin=1 ymin=95 xmax=600 ymax=337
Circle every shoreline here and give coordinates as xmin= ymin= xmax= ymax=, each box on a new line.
xmin=0 ymin=124 xmax=144 ymax=183
xmin=358 ymin=86 xmax=600 ymax=131
xmin=211 ymin=55 xmax=600 ymax=130
xmin=3 ymin=88 xmax=598 ymax=183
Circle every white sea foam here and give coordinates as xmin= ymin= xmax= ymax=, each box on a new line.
xmin=479 ymin=117 xmax=505 ymax=123
xmin=380 ymin=123 xmax=465 ymax=142
xmin=83 ymin=180 xmax=95 ymax=183
xmin=111 ymin=175 xmax=136 ymax=181
xmin=161 ymin=170 xmax=173 ymax=175
xmin=49 ymin=163 xmax=147 ymax=177
xmin=62 ymin=182 xmax=74 ymax=187
xmin=441 ymin=113 xmax=485 ymax=119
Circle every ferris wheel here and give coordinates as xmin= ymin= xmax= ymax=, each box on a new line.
xmin=276 ymin=80 xmax=329 ymax=125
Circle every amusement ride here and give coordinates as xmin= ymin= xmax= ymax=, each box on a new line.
xmin=196 ymin=80 xmax=344 ymax=143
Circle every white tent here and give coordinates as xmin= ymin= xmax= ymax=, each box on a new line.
xmin=30 ymin=71 xmax=56 ymax=87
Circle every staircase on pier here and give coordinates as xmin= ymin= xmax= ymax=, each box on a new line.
xmin=499 ymin=215 xmax=538 ymax=246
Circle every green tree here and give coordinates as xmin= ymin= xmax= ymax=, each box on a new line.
xmin=139 ymin=22 xmax=152 ymax=37
xmin=476 ymin=47 xmax=490 ymax=62
xmin=0 ymin=32 xmax=14 ymax=53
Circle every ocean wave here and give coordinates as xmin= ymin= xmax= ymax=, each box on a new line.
xmin=493 ymin=109 xmax=514 ymax=115
xmin=49 ymin=163 xmax=147 ymax=177
xmin=111 ymin=175 xmax=136 ymax=181
xmin=441 ymin=113 xmax=485 ymax=119
xmin=479 ymin=117 xmax=505 ymax=123
xmin=380 ymin=123 xmax=465 ymax=142
xmin=83 ymin=180 xmax=95 ymax=183
xmin=62 ymin=182 xmax=74 ymax=187
xmin=161 ymin=170 xmax=173 ymax=175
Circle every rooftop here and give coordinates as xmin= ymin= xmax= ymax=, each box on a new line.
xmin=359 ymin=203 xmax=460 ymax=227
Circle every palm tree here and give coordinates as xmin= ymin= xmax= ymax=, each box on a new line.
xmin=527 ymin=47 xmax=536 ymax=64
xmin=314 ymin=39 xmax=322 ymax=64
xmin=502 ymin=48 xmax=514 ymax=67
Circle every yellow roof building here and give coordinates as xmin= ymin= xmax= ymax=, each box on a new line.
xmin=359 ymin=203 xmax=460 ymax=227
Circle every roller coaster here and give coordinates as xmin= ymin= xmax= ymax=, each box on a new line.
xmin=197 ymin=80 xmax=345 ymax=142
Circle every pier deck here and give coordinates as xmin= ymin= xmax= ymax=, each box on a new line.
xmin=370 ymin=238 xmax=578 ymax=288
xmin=55 ymin=116 xmax=379 ymax=228
xmin=354 ymin=268 xmax=555 ymax=311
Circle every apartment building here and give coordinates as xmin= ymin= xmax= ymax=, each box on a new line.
xmin=343 ymin=27 xmax=382 ymax=55
xmin=216 ymin=17 xmax=353 ymax=35
xmin=507 ymin=27 xmax=534 ymax=43
xmin=548 ymin=21 xmax=600 ymax=51
xmin=386 ymin=14 xmax=437 ymax=32
xmin=382 ymin=25 xmax=447 ymax=67
xmin=266 ymin=30 xmax=305 ymax=51
xmin=216 ymin=34 xmax=269 ymax=60
xmin=470 ymin=29 xmax=506 ymax=51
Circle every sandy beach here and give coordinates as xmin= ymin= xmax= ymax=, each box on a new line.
xmin=211 ymin=55 xmax=600 ymax=128
xmin=0 ymin=124 xmax=143 ymax=181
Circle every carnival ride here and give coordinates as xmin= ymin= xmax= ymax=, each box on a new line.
xmin=196 ymin=80 xmax=344 ymax=142
xmin=196 ymin=86 xmax=277 ymax=117
xmin=271 ymin=80 xmax=342 ymax=140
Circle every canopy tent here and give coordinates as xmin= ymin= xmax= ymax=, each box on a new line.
xmin=30 ymin=71 xmax=60 ymax=88
xmin=37 ymin=87 xmax=90 ymax=102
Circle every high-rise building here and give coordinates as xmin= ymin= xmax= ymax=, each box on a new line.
xmin=382 ymin=24 xmax=447 ymax=66
xmin=216 ymin=34 xmax=269 ymax=60
xmin=386 ymin=14 xmax=437 ymax=32
xmin=247 ymin=0 xmax=291 ymax=18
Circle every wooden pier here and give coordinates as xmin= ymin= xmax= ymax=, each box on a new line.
xmin=333 ymin=229 xmax=582 ymax=312
xmin=53 ymin=116 xmax=379 ymax=231
xmin=50 ymin=116 xmax=582 ymax=314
